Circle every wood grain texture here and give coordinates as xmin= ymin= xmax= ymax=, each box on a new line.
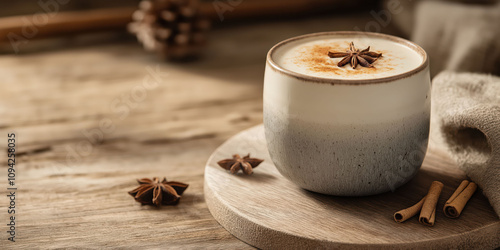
xmin=205 ymin=125 xmax=500 ymax=249
xmin=0 ymin=13 xmax=403 ymax=249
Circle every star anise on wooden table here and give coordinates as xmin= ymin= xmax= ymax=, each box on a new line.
xmin=128 ymin=177 xmax=188 ymax=206
xmin=217 ymin=154 xmax=264 ymax=175
xmin=328 ymin=42 xmax=382 ymax=69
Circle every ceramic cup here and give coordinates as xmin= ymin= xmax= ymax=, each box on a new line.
xmin=263 ymin=31 xmax=431 ymax=196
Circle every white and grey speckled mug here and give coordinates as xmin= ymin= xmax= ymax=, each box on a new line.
xmin=263 ymin=32 xmax=431 ymax=196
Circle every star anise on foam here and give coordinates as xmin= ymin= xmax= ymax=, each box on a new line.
xmin=217 ymin=154 xmax=264 ymax=175
xmin=328 ymin=42 xmax=382 ymax=69
xmin=128 ymin=177 xmax=188 ymax=206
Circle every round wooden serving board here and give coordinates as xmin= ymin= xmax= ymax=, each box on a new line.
xmin=204 ymin=125 xmax=499 ymax=249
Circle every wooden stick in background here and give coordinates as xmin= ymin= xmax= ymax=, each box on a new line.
xmin=0 ymin=0 xmax=362 ymax=43
xmin=200 ymin=0 xmax=354 ymax=20
xmin=0 ymin=7 xmax=136 ymax=42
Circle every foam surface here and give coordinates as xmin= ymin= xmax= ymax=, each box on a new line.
xmin=275 ymin=36 xmax=423 ymax=79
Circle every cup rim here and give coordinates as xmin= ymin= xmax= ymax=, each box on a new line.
xmin=266 ymin=31 xmax=429 ymax=85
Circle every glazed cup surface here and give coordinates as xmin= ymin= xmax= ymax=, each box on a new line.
xmin=263 ymin=31 xmax=431 ymax=196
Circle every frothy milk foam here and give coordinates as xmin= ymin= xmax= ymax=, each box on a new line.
xmin=264 ymin=33 xmax=430 ymax=195
xmin=275 ymin=37 xmax=423 ymax=79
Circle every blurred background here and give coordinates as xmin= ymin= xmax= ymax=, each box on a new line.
xmin=0 ymin=1 xmax=499 ymax=248
xmin=1 ymin=0 xmax=499 ymax=169
xmin=1 ymin=0 xmax=498 ymax=75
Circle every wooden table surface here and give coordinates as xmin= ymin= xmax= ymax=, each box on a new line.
xmin=0 ymin=13 xmax=433 ymax=249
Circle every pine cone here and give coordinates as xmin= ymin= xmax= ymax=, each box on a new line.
xmin=128 ymin=0 xmax=210 ymax=60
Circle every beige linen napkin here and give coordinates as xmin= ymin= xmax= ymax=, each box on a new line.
xmin=432 ymin=71 xmax=500 ymax=217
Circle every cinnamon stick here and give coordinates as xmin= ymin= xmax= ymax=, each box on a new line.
xmin=0 ymin=7 xmax=136 ymax=42
xmin=0 ymin=0 xmax=359 ymax=43
xmin=394 ymin=196 xmax=426 ymax=223
xmin=443 ymin=180 xmax=477 ymax=218
xmin=419 ymin=181 xmax=444 ymax=226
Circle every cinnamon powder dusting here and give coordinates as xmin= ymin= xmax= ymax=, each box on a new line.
xmin=291 ymin=44 xmax=396 ymax=77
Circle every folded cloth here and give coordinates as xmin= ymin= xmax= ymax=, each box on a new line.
xmin=432 ymin=71 xmax=500 ymax=217
xmin=411 ymin=1 xmax=500 ymax=77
